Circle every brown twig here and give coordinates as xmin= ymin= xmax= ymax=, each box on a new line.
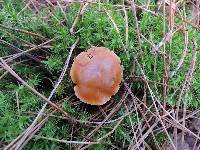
xmin=75 ymin=89 xmax=129 ymax=149
xmin=0 ymin=59 xmax=73 ymax=120
xmin=70 ymin=2 xmax=89 ymax=34
xmin=0 ymin=24 xmax=46 ymax=40
xmin=4 ymin=39 xmax=54 ymax=63
xmin=0 ymin=39 xmax=41 ymax=62
xmin=105 ymin=10 xmax=127 ymax=54
xmin=35 ymin=135 xmax=100 ymax=145
xmin=4 ymin=39 xmax=79 ymax=150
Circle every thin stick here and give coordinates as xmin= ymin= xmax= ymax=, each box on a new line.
xmin=0 ymin=70 xmax=8 ymax=80
xmin=4 ymin=39 xmax=54 ymax=63
xmin=76 ymin=90 xmax=129 ymax=149
xmin=4 ymin=39 xmax=79 ymax=150
xmin=97 ymin=118 xmax=123 ymax=141
xmin=129 ymin=0 xmax=142 ymax=50
xmin=124 ymin=102 xmax=141 ymax=150
xmin=0 ymin=39 xmax=41 ymax=62
xmin=105 ymin=10 xmax=126 ymax=54
xmin=70 ymin=3 xmax=89 ymax=34
xmin=17 ymin=0 xmax=32 ymax=15
xmin=123 ymin=0 xmax=129 ymax=50
xmin=0 ymin=24 xmax=46 ymax=40
xmin=176 ymin=38 xmax=198 ymax=148
xmin=180 ymin=1 xmax=188 ymax=148
xmin=0 ymin=59 xmax=74 ymax=120
xmin=35 ymin=135 xmax=100 ymax=145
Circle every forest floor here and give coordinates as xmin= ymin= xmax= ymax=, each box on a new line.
xmin=0 ymin=0 xmax=200 ymax=149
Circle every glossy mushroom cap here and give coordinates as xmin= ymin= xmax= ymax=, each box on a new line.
xmin=70 ymin=47 xmax=123 ymax=105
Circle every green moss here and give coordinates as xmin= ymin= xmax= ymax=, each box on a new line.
xmin=0 ymin=0 xmax=200 ymax=149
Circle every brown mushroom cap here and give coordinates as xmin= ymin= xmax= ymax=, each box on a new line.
xmin=70 ymin=47 xmax=123 ymax=105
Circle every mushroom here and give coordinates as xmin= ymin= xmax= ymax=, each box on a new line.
xmin=70 ymin=47 xmax=123 ymax=105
